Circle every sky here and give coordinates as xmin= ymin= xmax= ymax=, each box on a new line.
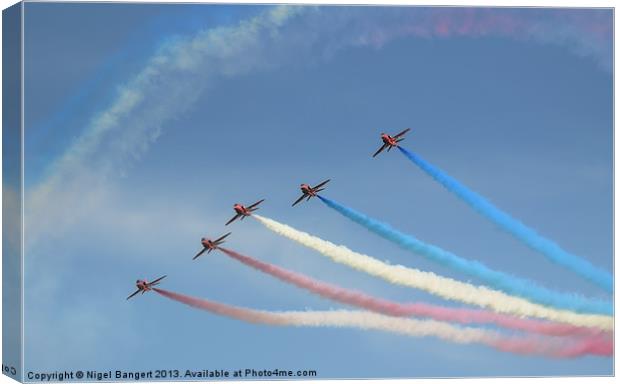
xmin=16 ymin=3 xmax=613 ymax=380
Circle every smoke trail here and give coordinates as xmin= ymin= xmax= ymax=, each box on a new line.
xmin=29 ymin=7 xmax=612 ymax=246
xmin=153 ymin=288 xmax=612 ymax=358
xmin=218 ymin=247 xmax=605 ymax=338
xmin=252 ymin=215 xmax=612 ymax=330
xmin=26 ymin=5 xmax=307 ymax=245
xmin=397 ymin=146 xmax=612 ymax=292
xmin=352 ymin=8 xmax=612 ymax=71
xmin=317 ymin=195 xmax=611 ymax=316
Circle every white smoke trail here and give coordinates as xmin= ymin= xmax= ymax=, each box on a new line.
xmin=25 ymin=5 xmax=307 ymax=244
xmin=27 ymin=7 xmax=611 ymax=244
xmin=253 ymin=215 xmax=613 ymax=331
xmin=155 ymin=288 xmax=612 ymax=358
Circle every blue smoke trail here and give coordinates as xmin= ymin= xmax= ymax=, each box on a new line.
xmin=318 ymin=195 xmax=611 ymax=315
xmin=397 ymin=146 xmax=612 ymax=293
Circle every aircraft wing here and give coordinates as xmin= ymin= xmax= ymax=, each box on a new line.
xmin=247 ymin=199 xmax=265 ymax=210
xmin=150 ymin=275 xmax=167 ymax=285
xmin=312 ymin=179 xmax=330 ymax=190
xmin=193 ymin=248 xmax=207 ymax=260
xmin=372 ymin=143 xmax=388 ymax=157
xmin=126 ymin=289 xmax=141 ymax=300
xmin=214 ymin=232 xmax=232 ymax=244
xmin=225 ymin=213 xmax=241 ymax=226
xmin=393 ymin=128 xmax=410 ymax=138
xmin=292 ymin=194 xmax=306 ymax=207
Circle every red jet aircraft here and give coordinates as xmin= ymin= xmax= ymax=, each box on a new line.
xmin=126 ymin=275 xmax=166 ymax=300
xmin=292 ymin=179 xmax=330 ymax=206
xmin=193 ymin=232 xmax=231 ymax=260
xmin=225 ymin=199 xmax=264 ymax=225
xmin=372 ymin=128 xmax=411 ymax=157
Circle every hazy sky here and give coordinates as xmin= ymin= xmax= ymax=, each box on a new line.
xmin=20 ymin=3 xmax=612 ymax=379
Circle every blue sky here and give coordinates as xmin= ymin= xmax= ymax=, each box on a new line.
xmin=20 ymin=4 xmax=612 ymax=379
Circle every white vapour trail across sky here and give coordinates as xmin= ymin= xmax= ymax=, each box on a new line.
xmin=26 ymin=6 xmax=611 ymax=244
xmin=253 ymin=215 xmax=613 ymax=331
xmin=25 ymin=6 xmax=306 ymax=243
xmin=21 ymin=6 xmax=612 ymax=369
xmin=155 ymin=288 xmax=612 ymax=358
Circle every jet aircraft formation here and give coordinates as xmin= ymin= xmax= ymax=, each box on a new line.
xmin=127 ymin=129 xmax=411 ymax=298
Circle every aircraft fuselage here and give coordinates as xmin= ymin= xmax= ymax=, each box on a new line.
xmin=381 ymin=133 xmax=397 ymax=147
xmin=201 ymin=238 xmax=216 ymax=249
xmin=135 ymin=280 xmax=151 ymax=292
xmin=233 ymin=204 xmax=249 ymax=216
xmin=300 ymin=184 xmax=317 ymax=196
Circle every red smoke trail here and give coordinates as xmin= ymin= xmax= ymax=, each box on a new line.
xmin=153 ymin=287 xmax=612 ymax=358
xmin=218 ymin=248 xmax=607 ymax=339
xmin=363 ymin=8 xmax=611 ymax=45
xmin=153 ymin=287 xmax=288 ymax=325
xmin=353 ymin=8 xmax=611 ymax=70
xmin=490 ymin=334 xmax=613 ymax=358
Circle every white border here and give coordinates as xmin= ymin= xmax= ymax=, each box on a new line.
xmin=0 ymin=1 xmax=615 ymax=384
